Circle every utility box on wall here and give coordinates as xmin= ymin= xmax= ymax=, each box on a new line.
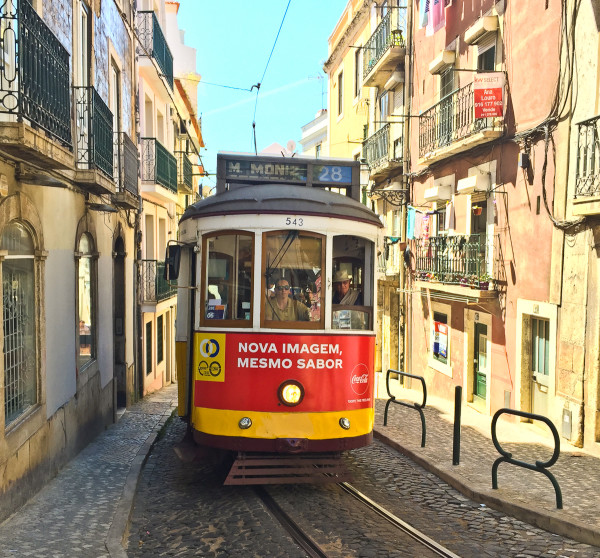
xmin=562 ymin=408 xmax=572 ymax=439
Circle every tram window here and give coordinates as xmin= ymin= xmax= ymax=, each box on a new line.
xmin=332 ymin=236 xmax=374 ymax=331
xmin=202 ymin=232 xmax=253 ymax=326
xmin=263 ymin=231 xmax=324 ymax=329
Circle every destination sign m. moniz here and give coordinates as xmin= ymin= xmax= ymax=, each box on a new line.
xmin=215 ymin=153 xmax=360 ymax=201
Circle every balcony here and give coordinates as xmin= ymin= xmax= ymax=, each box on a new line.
xmin=363 ymin=123 xmax=403 ymax=179
xmin=362 ymin=9 xmax=406 ymax=89
xmin=419 ymin=82 xmax=504 ymax=164
xmin=414 ymin=233 xmax=500 ymax=301
xmin=112 ymin=132 xmax=139 ymax=209
xmin=176 ymin=150 xmax=193 ymax=194
xmin=141 ymin=138 xmax=177 ymax=203
xmin=573 ymin=114 xmax=600 ymax=216
xmin=0 ymin=0 xmax=73 ymax=170
xmin=137 ymin=11 xmax=174 ymax=91
xmin=141 ymin=260 xmax=177 ymax=303
xmin=73 ymin=86 xmax=114 ymax=194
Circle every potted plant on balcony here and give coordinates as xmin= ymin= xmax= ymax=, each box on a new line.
xmin=478 ymin=272 xmax=492 ymax=290
xmin=459 ymin=276 xmax=469 ymax=287
xmin=472 ymin=205 xmax=483 ymax=216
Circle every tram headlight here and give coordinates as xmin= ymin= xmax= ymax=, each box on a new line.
xmin=278 ymin=380 xmax=304 ymax=407
xmin=339 ymin=417 xmax=351 ymax=430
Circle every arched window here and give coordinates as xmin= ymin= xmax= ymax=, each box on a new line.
xmin=2 ymin=222 xmax=37 ymax=426
xmin=77 ymin=232 xmax=96 ymax=370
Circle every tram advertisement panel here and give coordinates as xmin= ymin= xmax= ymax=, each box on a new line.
xmin=193 ymin=332 xmax=374 ymax=412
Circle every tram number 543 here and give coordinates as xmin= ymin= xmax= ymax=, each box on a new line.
xmin=285 ymin=217 xmax=304 ymax=226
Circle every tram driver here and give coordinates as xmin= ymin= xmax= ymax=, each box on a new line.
xmin=332 ymin=270 xmax=362 ymax=305
xmin=265 ymin=278 xmax=310 ymax=322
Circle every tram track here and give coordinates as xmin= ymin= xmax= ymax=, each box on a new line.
xmin=256 ymin=481 xmax=461 ymax=558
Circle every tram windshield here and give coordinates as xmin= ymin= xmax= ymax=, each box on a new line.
xmin=263 ymin=231 xmax=324 ymax=329
xmin=202 ymin=232 xmax=253 ymax=325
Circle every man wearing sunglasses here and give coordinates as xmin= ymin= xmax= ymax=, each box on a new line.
xmin=265 ymin=278 xmax=310 ymax=321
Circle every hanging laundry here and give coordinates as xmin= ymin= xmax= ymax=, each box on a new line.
xmin=426 ymin=0 xmax=446 ymax=36
xmin=407 ymin=207 xmax=416 ymax=239
xmin=445 ymin=202 xmax=455 ymax=230
xmin=419 ymin=0 xmax=429 ymax=29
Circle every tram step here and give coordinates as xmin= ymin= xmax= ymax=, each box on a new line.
xmin=224 ymin=452 xmax=352 ymax=485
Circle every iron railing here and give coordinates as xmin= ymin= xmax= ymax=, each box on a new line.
xmin=176 ymin=150 xmax=193 ymax=190
xmin=113 ymin=132 xmax=139 ymax=196
xmin=575 ymin=114 xmax=600 ymax=197
xmin=0 ymin=0 xmax=72 ymax=147
xmin=362 ymin=8 xmax=406 ymax=80
xmin=414 ymin=233 xmax=499 ymax=288
xmin=140 ymin=260 xmax=177 ymax=302
xmin=137 ymin=11 xmax=174 ymax=90
xmin=363 ymin=123 xmax=402 ymax=169
xmin=74 ymin=86 xmax=113 ymax=177
xmin=419 ymin=82 xmax=499 ymax=157
xmin=141 ymin=138 xmax=177 ymax=192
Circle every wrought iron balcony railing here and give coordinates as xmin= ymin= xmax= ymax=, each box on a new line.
xmin=175 ymin=150 xmax=193 ymax=190
xmin=74 ymin=86 xmax=113 ymax=177
xmin=363 ymin=123 xmax=402 ymax=170
xmin=0 ymin=0 xmax=71 ymax=147
xmin=113 ymin=132 xmax=139 ymax=196
xmin=575 ymin=114 xmax=600 ymax=198
xmin=141 ymin=260 xmax=177 ymax=302
xmin=137 ymin=11 xmax=174 ymax=90
xmin=419 ymin=82 xmax=499 ymax=157
xmin=362 ymin=8 xmax=406 ymax=80
xmin=141 ymin=138 xmax=177 ymax=193
xmin=414 ymin=233 xmax=499 ymax=288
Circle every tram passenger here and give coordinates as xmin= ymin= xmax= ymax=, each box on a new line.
xmin=265 ymin=278 xmax=310 ymax=321
xmin=332 ymin=270 xmax=362 ymax=305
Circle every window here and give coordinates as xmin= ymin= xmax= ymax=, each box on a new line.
xmin=332 ymin=235 xmax=374 ymax=330
xmin=432 ymin=311 xmax=448 ymax=364
xmin=429 ymin=302 xmax=452 ymax=376
xmin=477 ymin=45 xmax=495 ymax=71
xmin=439 ymin=69 xmax=455 ymax=145
xmin=145 ymin=322 xmax=152 ymax=375
xmin=2 ymin=222 xmax=37 ymax=426
xmin=379 ymin=91 xmax=389 ymax=128
xmin=315 ymin=144 xmax=321 ymax=158
xmin=202 ymin=232 xmax=254 ymax=325
xmin=78 ymin=1 xmax=92 ymax=87
xmin=263 ymin=231 xmax=324 ymax=329
xmin=354 ymin=47 xmax=362 ymax=99
xmin=337 ymin=70 xmax=344 ymax=116
xmin=531 ymin=318 xmax=549 ymax=377
xmin=157 ymin=315 xmax=164 ymax=364
xmin=77 ymin=233 xmax=96 ymax=370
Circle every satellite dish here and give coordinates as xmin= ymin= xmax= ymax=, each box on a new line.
xmin=286 ymin=140 xmax=296 ymax=154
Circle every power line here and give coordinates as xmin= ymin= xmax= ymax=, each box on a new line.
xmin=252 ymin=0 xmax=293 ymax=153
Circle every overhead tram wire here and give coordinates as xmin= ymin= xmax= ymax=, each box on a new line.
xmin=252 ymin=0 xmax=293 ymax=154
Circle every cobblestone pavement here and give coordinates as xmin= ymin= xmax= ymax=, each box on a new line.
xmin=374 ymin=389 xmax=600 ymax=548
xmin=128 ymin=413 xmax=600 ymax=558
xmin=0 ymin=385 xmax=177 ymax=558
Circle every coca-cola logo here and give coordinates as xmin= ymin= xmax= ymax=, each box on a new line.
xmin=350 ymin=363 xmax=370 ymax=395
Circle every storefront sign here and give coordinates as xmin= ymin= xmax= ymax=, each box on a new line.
xmin=474 ymin=72 xmax=505 ymax=119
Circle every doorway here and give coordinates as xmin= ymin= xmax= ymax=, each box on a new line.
xmin=473 ymin=322 xmax=488 ymax=408
xmin=531 ymin=317 xmax=550 ymax=417
xmin=113 ymin=236 xmax=127 ymax=407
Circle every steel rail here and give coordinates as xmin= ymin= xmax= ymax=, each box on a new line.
xmin=254 ymin=486 xmax=330 ymax=558
xmin=339 ymin=482 xmax=462 ymax=558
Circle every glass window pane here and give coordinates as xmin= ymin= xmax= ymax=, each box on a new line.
xmin=204 ymin=233 xmax=253 ymax=323
xmin=332 ymin=236 xmax=373 ymax=330
xmin=432 ymin=312 xmax=448 ymax=364
xmin=3 ymin=251 xmax=36 ymax=425
xmin=2 ymin=222 xmax=34 ymax=255
xmin=264 ymin=232 xmax=323 ymax=326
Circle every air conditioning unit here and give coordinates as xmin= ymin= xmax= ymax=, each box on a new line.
xmin=424 ymin=184 xmax=453 ymax=202
xmin=457 ymin=173 xmax=490 ymax=195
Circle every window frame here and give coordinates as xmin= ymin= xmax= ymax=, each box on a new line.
xmin=200 ymin=230 xmax=255 ymax=329
xmin=337 ymin=70 xmax=344 ymax=117
xmin=157 ymin=314 xmax=164 ymax=364
xmin=261 ymin=230 xmax=325 ymax=330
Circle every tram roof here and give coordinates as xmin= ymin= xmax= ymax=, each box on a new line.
xmin=180 ymin=184 xmax=384 ymax=228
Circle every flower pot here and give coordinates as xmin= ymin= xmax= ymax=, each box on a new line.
xmin=479 ymin=281 xmax=489 ymax=290
xmin=473 ymin=206 xmax=482 ymax=216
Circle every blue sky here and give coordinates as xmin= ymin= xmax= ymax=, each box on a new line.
xmin=177 ymin=0 xmax=348 ymax=188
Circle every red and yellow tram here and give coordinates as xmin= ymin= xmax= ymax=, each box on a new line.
xmin=169 ymin=153 xmax=383 ymax=458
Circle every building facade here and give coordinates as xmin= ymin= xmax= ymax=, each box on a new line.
xmin=0 ymin=0 xmax=204 ymax=520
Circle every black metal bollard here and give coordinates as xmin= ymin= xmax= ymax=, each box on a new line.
xmin=453 ymin=385 xmax=462 ymax=465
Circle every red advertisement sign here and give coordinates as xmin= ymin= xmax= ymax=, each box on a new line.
xmin=193 ymin=332 xmax=375 ymax=412
xmin=474 ymin=72 xmax=505 ymax=119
